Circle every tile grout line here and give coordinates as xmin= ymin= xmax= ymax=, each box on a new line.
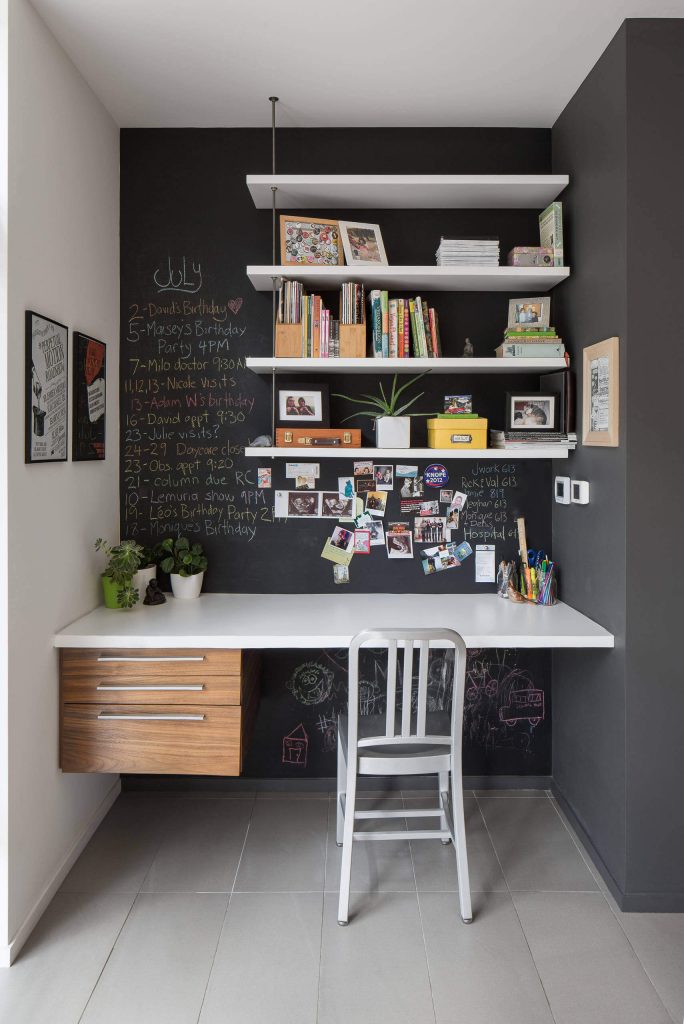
xmin=315 ymin=796 xmax=333 ymax=1024
xmin=76 ymin=893 xmax=140 ymax=1024
xmin=194 ymin=794 xmax=257 ymax=1024
xmin=474 ymin=792 xmax=560 ymax=1024
xmin=404 ymin=790 xmax=439 ymax=1024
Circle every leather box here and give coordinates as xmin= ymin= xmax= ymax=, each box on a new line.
xmin=275 ymin=427 xmax=362 ymax=448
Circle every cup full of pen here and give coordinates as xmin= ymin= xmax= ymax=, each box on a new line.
xmin=497 ymin=517 xmax=558 ymax=606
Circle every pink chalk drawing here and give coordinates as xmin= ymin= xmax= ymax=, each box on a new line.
xmin=227 ymin=297 xmax=243 ymax=315
xmin=282 ymin=723 xmax=309 ymax=766
xmin=499 ymin=688 xmax=545 ymax=727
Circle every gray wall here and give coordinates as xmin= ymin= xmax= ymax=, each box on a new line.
xmin=552 ymin=19 xmax=684 ymax=909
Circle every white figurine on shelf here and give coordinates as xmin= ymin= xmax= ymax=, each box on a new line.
xmin=463 ymin=337 xmax=474 ymax=357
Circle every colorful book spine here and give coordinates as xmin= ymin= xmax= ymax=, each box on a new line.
xmin=388 ymin=299 xmax=398 ymax=358
xmin=403 ymin=300 xmax=410 ymax=357
xmin=380 ymin=291 xmax=389 ymax=358
xmin=420 ymin=299 xmax=432 ymax=357
xmin=396 ymin=300 xmax=403 ymax=359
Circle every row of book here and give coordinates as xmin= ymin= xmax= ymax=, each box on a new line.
xmin=490 ymin=430 xmax=577 ymax=451
xmin=300 ymin=295 xmax=341 ymax=358
xmin=277 ymin=280 xmax=304 ymax=325
xmin=340 ymin=282 xmax=364 ymax=325
xmin=436 ymin=237 xmax=499 ymax=266
xmin=369 ymin=292 xmax=443 ymax=358
xmin=496 ymin=326 xmax=566 ymax=359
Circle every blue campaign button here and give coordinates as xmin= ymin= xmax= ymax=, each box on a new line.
xmin=424 ymin=463 xmax=449 ymax=488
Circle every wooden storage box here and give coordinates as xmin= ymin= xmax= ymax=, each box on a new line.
xmin=275 ymin=322 xmax=367 ymax=358
xmin=275 ymin=427 xmax=361 ymax=448
xmin=427 ymin=418 xmax=489 ymax=450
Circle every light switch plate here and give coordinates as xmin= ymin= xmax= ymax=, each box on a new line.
xmin=555 ymin=476 xmax=571 ymax=504
xmin=572 ymin=480 xmax=590 ymax=504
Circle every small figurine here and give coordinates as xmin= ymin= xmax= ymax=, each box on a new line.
xmin=143 ymin=579 xmax=166 ymax=605
xmin=463 ymin=337 xmax=474 ymax=358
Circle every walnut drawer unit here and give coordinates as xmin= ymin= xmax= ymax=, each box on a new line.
xmin=60 ymin=648 xmax=260 ymax=775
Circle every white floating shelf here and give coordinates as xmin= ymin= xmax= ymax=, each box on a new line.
xmin=247 ymin=265 xmax=569 ymax=293
xmin=246 ymin=174 xmax=569 ymax=210
xmin=246 ymin=357 xmax=567 ymax=375
xmin=244 ymin=447 xmax=569 ymax=461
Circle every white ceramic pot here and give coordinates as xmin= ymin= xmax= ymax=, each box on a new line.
xmin=133 ymin=564 xmax=157 ymax=598
xmin=170 ymin=571 xmax=204 ymax=600
xmin=375 ymin=415 xmax=411 ymax=448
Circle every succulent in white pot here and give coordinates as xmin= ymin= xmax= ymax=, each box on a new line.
xmin=333 ymin=373 xmax=430 ymax=450
xmin=156 ymin=536 xmax=208 ymax=600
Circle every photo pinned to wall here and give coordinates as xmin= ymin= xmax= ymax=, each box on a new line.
xmin=276 ymin=382 xmax=329 ymax=427
xmin=417 ymin=500 xmax=440 ymax=516
xmin=333 ymin=564 xmax=350 ymax=584
xmin=354 ymin=474 xmax=375 ymax=493
xmin=453 ymin=540 xmax=473 ymax=562
xmin=444 ymin=394 xmax=472 ymax=415
xmin=582 ymin=336 xmax=619 ymax=447
xmin=368 ymin=519 xmax=385 ymax=546
xmin=321 ymin=525 xmax=355 ymax=565
xmin=373 ymin=464 xmax=394 ymax=490
xmin=386 ymin=528 xmax=413 ymax=559
xmin=414 ymin=516 xmax=447 ymax=545
xmin=275 ymin=490 xmax=321 ymax=518
xmin=353 ymin=530 xmax=371 ymax=555
xmin=507 ymin=296 xmax=551 ymax=329
xmin=353 ymin=460 xmax=373 ymax=476
xmin=280 ymin=216 xmax=343 ymax=267
xmin=422 ymin=543 xmax=462 ymax=575
xmin=321 ymin=492 xmax=355 ymax=519
xmin=450 ymin=490 xmax=468 ymax=513
xmin=286 ymin=461 xmax=319 ymax=484
xmin=339 ymin=221 xmax=388 ymax=267
xmin=257 ymin=467 xmax=272 ymax=488
xmin=25 ymin=310 xmax=68 ymax=463
xmin=365 ymin=490 xmax=388 ymax=516
xmin=506 ymin=393 xmax=556 ymax=431
xmin=400 ymin=475 xmax=424 ymax=498
xmin=396 ymin=464 xmax=418 ymax=478
xmin=439 ymin=489 xmax=453 ymax=505
xmin=338 ymin=476 xmax=354 ymax=499
xmin=72 ymin=332 xmax=105 ymax=461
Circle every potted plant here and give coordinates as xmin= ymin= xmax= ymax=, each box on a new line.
xmin=133 ymin=544 xmax=157 ymax=596
xmin=95 ymin=538 xmax=145 ymax=609
xmin=333 ymin=373 xmax=430 ymax=448
xmin=156 ymin=536 xmax=208 ymax=599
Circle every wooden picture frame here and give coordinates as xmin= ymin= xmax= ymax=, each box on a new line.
xmin=72 ymin=332 xmax=106 ymax=461
xmin=25 ymin=310 xmax=69 ymax=463
xmin=582 ymin=336 xmax=619 ymax=447
xmin=280 ymin=215 xmax=343 ymax=266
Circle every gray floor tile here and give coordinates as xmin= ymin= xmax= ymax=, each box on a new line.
xmin=142 ymin=798 xmax=252 ymax=893
xmin=420 ymin=892 xmax=554 ymax=1024
xmin=402 ymin=788 xmax=475 ymax=799
xmin=234 ymin=798 xmax=327 ymax=892
xmin=406 ymin=796 xmax=508 ymax=893
xmin=199 ymin=893 xmax=322 ymax=1024
xmin=613 ymin=911 xmax=684 ymax=1023
xmin=548 ymin=799 xmax=612 ymax=894
xmin=318 ymin=892 xmax=435 ymax=1024
xmin=0 ymin=893 xmax=134 ymax=1024
xmin=60 ymin=795 xmax=168 ymax=894
xmin=256 ymin=789 xmax=329 ymax=800
xmin=478 ymin=796 xmax=598 ymax=891
xmin=474 ymin=788 xmax=550 ymax=799
xmin=325 ymin=798 xmax=416 ymax=894
xmin=513 ymin=892 xmax=672 ymax=1024
xmin=80 ymin=892 xmax=228 ymax=1024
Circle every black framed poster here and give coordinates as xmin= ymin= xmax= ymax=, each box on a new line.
xmin=25 ymin=310 xmax=68 ymax=463
xmin=72 ymin=332 xmax=106 ymax=460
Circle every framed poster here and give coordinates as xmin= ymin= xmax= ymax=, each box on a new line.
xmin=72 ymin=332 xmax=106 ymax=460
xmin=25 ymin=310 xmax=68 ymax=463
xmin=582 ymin=336 xmax=619 ymax=446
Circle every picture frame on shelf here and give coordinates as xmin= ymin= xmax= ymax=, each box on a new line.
xmin=582 ymin=336 xmax=619 ymax=446
xmin=275 ymin=381 xmax=330 ymax=428
xmin=505 ymin=392 xmax=557 ymax=431
xmin=507 ymin=296 xmax=551 ymax=330
xmin=280 ymin=215 xmax=343 ymax=266
xmin=72 ymin=332 xmax=106 ymax=461
xmin=25 ymin=310 xmax=69 ymax=464
xmin=339 ymin=221 xmax=388 ymax=267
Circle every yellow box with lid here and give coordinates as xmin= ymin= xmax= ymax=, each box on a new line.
xmin=427 ymin=417 xmax=488 ymax=449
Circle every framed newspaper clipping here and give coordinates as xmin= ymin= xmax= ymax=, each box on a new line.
xmin=582 ymin=336 xmax=619 ymax=447
xmin=25 ymin=310 xmax=69 ymax=463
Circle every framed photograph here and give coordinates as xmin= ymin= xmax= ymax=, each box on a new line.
xmin=507 ymin=296 xmax=550 ymax=330
xmin=25 ymin=310 xmax=68 ymax=463
xmin=280 ymin=216 xmax=343 ymax=266
xmin=583 ymin=336 xmax=619 ymax=446
xmin=276 ymin=382 xmax=329 ymax=427
xmin=72 ymin=332 xmax=106 ymax=461
xmin=506 ymin=393 xmax=557 ymax=431
xmin=339 ymin=221 xmax=388 ymax=267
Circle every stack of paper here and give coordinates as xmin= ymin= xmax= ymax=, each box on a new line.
xmin=436 ymin=237 xmax=500 ymax=266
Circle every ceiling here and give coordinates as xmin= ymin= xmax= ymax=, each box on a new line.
xmin=30 ymin=0 xmax=684 ymax=128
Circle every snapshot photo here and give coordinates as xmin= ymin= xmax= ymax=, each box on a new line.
xmin=421 ymin=543 xmax=461 ymax=575
xmin=287 ymin=492 xmax=320 ymax=517
xmin=353 ymin=460 xmax=373 ymax=476
xmin=338 ymin=476 xmax=355 ymax=499
xmin=333 ymin=564 xmax=350 ymax=584
xmin=354 ymin=473 xmax=375 ymax=493
xmin=329 ymin=525 xmax=354 ymax=551
xmin=414 ymin=516 xmax=447 ymax=544
xmin=386 ymin=532 xmax=414 ymax=559
xmin=353 ymin=530 xmax=371 ymax=554
xmin=257 ymin=467 xmax=272 ymax=489
xmin=368 ymin=519 xmax=385 ymax=546
xmin=418 ymin=500 xmax=440 ymax=516
xmin=276 ymin=382 xmax=329 ymax=427
xmin=446 ymin=507 xmax=460 ymax=531
xmin=400 ymin=475 xmax=424 ymax=498
xmin=444 ymin=394 xmax=472 ymax=415
xmin=365 ymin=490 xmax=388 ymax=516
xmin=374 ymin=464 xmax=394 ymax=490
xmin=506 ymin=393 xmax=556 ymax=431
xmin=439 ymin=489 xmax=453 ymax=505
xmin=449 ymin=490 xmax=468 ymax=512
xmin=339 ymin=221 xmax=388 ymax=266
xmin=507 ymin=296 xmax=551 ymax=330
xmin=321 ymin=492 xmax=354 ymax=518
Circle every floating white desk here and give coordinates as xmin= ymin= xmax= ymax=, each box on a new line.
xmin=54 ymin=594 xmax=614 ymax=651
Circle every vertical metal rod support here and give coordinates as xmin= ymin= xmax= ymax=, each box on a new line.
xmin=268 ymin=96 xmax=279 ymax=450
xmin=269 ymin=96 xmax=278 ymax=175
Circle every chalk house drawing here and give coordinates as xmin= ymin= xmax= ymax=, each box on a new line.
xmin=282 ymin=724 xmax=308 ymax=766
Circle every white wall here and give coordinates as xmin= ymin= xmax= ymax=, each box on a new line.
xmin=2 ymin=0 xmax=120 ymax=962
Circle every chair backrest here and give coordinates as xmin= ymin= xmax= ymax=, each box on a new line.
xmin=347 ymin=628 xmax=468 ymax=758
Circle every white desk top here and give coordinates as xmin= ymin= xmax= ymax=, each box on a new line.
xmin=54 ymin=594 xmax=614 ymax=650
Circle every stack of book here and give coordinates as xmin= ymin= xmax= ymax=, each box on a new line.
xmin=435 ymin=237 xmax=499 ymax=266
xmin=368 ymin=292 xmax=442 ymax=358
xmin=277 ymin=280 xmax=304 ymax=324
xmin=495 ymin=326 xmax=565 ymax=359
xmin=489 ymin=429 xmax=577 ymax=451
xmin=340 ymin=282 xmax=364 ymax=325
xmin=299 ymin=294 xmax=341 ymax=358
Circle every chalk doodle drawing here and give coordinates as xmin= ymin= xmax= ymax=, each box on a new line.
xmin=316 ymin=714 xmax=337 ymax=753
xmin=499 ymin=688 xmax=544 ymax=726
xmin=464 ymin=651 xmax=545 ymax=752
xmin=287 ymin=662 xmax=335 ymax=705
xmin=282 ymin=723 xmax=308 ymax=766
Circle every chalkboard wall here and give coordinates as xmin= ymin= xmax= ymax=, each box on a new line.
xmin=121 ymin=127 xmax=554 ymax=775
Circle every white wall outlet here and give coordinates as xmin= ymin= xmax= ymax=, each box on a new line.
xmin=555 ymin=476 xmax=571 ymax=504
xmin=571 ymin=480 xmax=590 ymax=504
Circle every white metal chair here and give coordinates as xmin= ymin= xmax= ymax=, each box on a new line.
xmin=337 ymin=627 xmax=472 ymax=926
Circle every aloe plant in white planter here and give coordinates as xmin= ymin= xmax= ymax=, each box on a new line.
xmin=333 ymin=373 xmax=430 ymax=449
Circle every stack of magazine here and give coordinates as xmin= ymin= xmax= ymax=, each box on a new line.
xmin=489 ymin=429 xmax=577 ymax=451
xmin=436 ymin=237 xmax=500 ymax=266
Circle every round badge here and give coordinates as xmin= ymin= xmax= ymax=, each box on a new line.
xmin=424 ymin=464 xmax=449 ymax=488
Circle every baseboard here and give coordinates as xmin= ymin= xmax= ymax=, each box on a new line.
xmin=1 ymin=777 xmax=121 ymax=967
xmin=122 ymin=773 xmax=552 ymax=794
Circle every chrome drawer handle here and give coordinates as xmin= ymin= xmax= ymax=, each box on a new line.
xmin=97 ymin=713 xmax=205 ymax=721
xmin=96 ymin=684 xmax=205 ymax=692
xmin=96 ymin=655 xmax=205 ymax=663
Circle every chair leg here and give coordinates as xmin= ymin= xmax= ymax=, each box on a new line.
xmin=438 ymin=771 xmax=451 ymax=844
xmin=336 ymin=734 xmax=346 ymax=846
xmin=451 ymin=768 xmax=472 ymax=923
xmin=337 ymin=769 xmax=357 ymax=926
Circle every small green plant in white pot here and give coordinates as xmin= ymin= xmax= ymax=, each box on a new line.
xmin=333 ymin=373 xmax=430 ymax=448
xmin=157 ymin=536 xmax=208 ymax=599
xmin=95 ymin=538 xmax=145 ymax=609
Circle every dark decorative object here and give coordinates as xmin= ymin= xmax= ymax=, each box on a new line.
xmin=25 ymin=310 xmax=69 ymax=463
xmin=463 ymin=337 xmax=474 ymax=357
xmin=143 ymin=579 xmax=166 ymax=605
xmin=73 ymin=332 xmax=106 ymax=460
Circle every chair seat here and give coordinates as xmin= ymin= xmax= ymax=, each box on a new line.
xmin=338 ymin=713 xmax=452 ymax=775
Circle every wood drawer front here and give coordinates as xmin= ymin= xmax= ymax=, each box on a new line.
xmin=61 ymin=648 xmax=242 ymax=704
xmin=61 ymin=704 xmax=241 ymax=775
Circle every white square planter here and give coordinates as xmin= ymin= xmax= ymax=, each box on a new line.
xmin=375 ymin=416 xmax=411 ymax=448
